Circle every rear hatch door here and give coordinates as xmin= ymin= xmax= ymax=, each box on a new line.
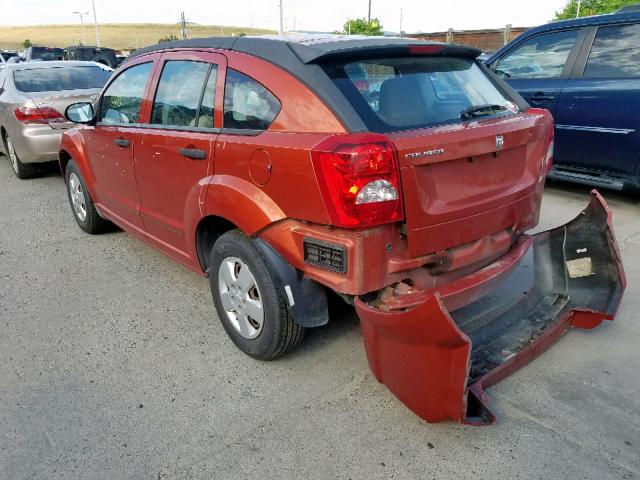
xmin=320 ymin=51 xmax=552 ymax=257
xmin=391 ymin=113 xmax=551 ymax=256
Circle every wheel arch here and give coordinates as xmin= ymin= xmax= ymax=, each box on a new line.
xmin=59 ymin=149 xmax=72 ymax=178
xmin=0 ymin=126 xmax=7 ymax=154
xmin=195 ymin=175 xmax=287 ymax=273
xmin=195 ymin=215 xmax=237 ymax=273
xmin=58 ymin=131 xmax=95 ymax=192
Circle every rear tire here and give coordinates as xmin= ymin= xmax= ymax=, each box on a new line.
xmin=5 ymin=134 xmax=38 ymax=179
xmin=65 ymin=160 xmax=110 ymax=234
xmin=209 ymin=230 xmax=304 ymax=360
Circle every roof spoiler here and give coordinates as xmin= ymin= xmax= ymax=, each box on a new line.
xmin=288 ymin=40 xmax=482 ymax=64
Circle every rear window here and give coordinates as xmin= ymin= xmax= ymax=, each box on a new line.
xmin=323 ymin=56 xmax=516 ymax=132
xmin=30 ymin=47 xmax=64 ymax=61
xmin=1 ymin=52 xmax=17 ymax=62
xmin=13 ymin=66 xmax=112 ymax=93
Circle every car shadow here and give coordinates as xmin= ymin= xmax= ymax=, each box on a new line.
xmin=285 ymin=291 xmax=362 ymax=360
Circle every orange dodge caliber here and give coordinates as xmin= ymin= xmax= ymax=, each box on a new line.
xmin=59 ymin=35 xmax=625 ymax=425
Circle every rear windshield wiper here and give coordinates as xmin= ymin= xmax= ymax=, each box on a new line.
xmin=460 ymin=104 xmax=508 ymax=121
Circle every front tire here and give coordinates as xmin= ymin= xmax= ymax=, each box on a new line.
xmin=209 ymin=230 xmax=304 ymax=360
xmin=5 ymin=134 xmax=37 ymax=179
xmin=65 ymin=160 xmax=110 ymax=234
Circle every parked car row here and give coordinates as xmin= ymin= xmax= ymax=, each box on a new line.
xmin=0 ymin=34 xmax=626 ymax=425
xmin=1 ymin=46 xmax=124 ymax=69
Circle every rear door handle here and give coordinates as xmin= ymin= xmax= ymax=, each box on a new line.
xmin=113 ymin=138 xmax=130 ymax=148
xmin=179 ymin=148 xmax=207 ymax=160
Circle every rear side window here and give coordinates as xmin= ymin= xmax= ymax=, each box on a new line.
xmin=584 ymin=23 xmax=640 ymax=78
xmin=30 ymin=47 xmax=64 ymax=61
xmin=495 ymin=30 xmax=579 ymax=79
xmin=150 ymin=60 xmax=217 ymax=128
xmin=324 ymin=56 xmax=515 ymax=133
xmin=223 ymin=69 xmax=280 ymax=130
xmin=99 ymin=62 xmax=152 ymax=125
xmin=13 ymin=66 xmax=112 ymax=93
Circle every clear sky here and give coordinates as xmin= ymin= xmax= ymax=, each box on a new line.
xmin=1 ymin=0 xmax=569 ymax=33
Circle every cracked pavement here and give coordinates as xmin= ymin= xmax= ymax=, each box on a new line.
xmin=0 ymin=157 xmax=638 ymax=479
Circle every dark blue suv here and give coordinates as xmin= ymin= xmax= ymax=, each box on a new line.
xmin=486 ymin=8 xmax=640 ymax=191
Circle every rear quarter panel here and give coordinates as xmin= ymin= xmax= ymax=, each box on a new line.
xmin=204 ymin=51 xmax=346 ymax=234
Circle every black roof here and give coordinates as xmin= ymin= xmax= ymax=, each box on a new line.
xmin=128 ymin=34 xmax=481 ymax=65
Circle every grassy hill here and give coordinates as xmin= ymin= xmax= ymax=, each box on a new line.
xmin=0 ymin=23 xmax=276 ymax=51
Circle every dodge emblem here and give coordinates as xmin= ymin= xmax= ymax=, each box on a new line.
xmin=496 ymin=135 xmax=504 ymax=150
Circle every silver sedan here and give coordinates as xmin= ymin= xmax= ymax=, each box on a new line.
xmin=0 ymin=61 xmax=112 ymax=179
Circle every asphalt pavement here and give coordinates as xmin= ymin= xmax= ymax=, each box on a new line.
xmin=0 ymin=156 xmax=638 ymax=479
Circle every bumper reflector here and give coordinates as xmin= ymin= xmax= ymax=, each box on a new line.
xmin=304 ymin=238 xmax=347 ymax=274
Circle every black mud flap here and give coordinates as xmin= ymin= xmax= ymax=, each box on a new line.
xmin=253 ymin=239 xmax=329 ymax=328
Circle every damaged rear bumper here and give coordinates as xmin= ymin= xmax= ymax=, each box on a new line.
xmin=355 ymin=191 xmax=626 ymax=425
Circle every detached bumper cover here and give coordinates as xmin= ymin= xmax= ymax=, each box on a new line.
xmin=355 ymin=191 xmax=625 ymax=425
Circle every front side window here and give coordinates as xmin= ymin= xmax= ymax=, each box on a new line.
xmin=495 ymin=30 xmax=579 ymax=79
xmin=99 ymin=62 xmax=153 ymax=125
xmin=150 ymin=60 xmax=216 ymax=128
xmin=324 ymin=56 xmax=515 ymax=133
xmin=584 ymin=23 xmax=640 ymax=78
xmin=223 ymin=69 xmax=280 ymax=130
xmin=13 ymin=66 xmax=112 ymax=93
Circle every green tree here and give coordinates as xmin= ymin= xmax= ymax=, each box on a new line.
xmin=22 ymin=39 xmax=32 ymax=48
xmin=555 ymin=0 xmax=638 ymax=20
xmin=158 ymin=33 xmax=179 ymax=43
xmin=342 ymin=18 xmax=384 ymax=36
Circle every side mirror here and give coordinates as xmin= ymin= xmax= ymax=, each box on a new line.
xmin=65 ymin=102 xmax=94 ymax=124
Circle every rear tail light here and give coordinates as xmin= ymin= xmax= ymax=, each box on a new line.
xmin=311 ymin=133 xmax=404 ymax=228
xmin=14 ymin=106 xmax=65 ymax=125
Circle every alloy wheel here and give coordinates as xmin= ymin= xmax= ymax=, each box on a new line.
xmin=68 ymin=172 xmax=87 ymax=222
xmin=218 ymin=256 xmax=264 ymax=339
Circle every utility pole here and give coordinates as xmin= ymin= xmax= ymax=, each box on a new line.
xmin=180 ymin=12 xmax=187 ymax=39
xmin=91 ymin=0 xmax=101 ymax=47
xmin=73 ymin=11 xmax=89 ymax=45
xmin=278 ymin=0 xmax=284 ymax=35
xmin=576 ymin=0 xmax=582 ymax=18
xmin=368 ymin=0 xmax=372 ymax=22
xmin=399 ymin=8 xmax=403 ymax=37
